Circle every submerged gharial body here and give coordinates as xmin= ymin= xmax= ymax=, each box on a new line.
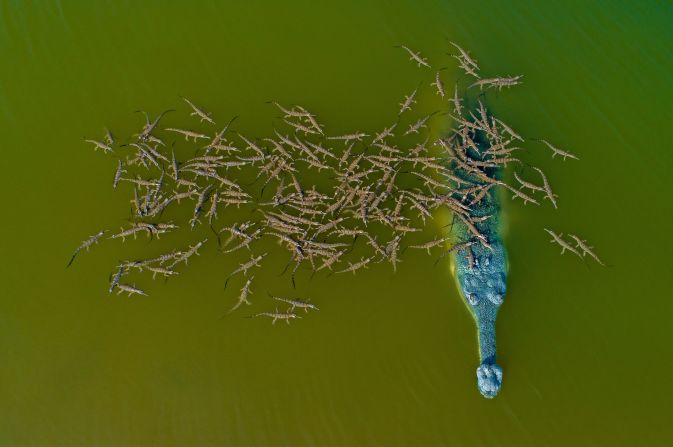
xmin=448 ymin=120 xmax=508 ymax=399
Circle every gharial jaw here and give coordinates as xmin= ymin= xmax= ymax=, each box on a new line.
xmin=453 ymin=237 xmax=508 ymax=398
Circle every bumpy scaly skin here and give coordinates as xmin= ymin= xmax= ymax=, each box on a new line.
xmin=451 ymin=142 xmax=508 ymax=398
xmin=453 ymin=231 xmax=507 ymax=398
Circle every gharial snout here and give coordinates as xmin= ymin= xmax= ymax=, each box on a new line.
xmin=476 ymin=363 xmax=503 ymax=398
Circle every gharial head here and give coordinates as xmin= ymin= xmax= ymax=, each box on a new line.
xmin=459 ymin=270 xmax=507 ymax=309
xmin=454 ymin=239 xmax=508 ymax=310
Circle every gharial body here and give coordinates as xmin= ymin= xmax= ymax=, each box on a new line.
xmin=448 ymin=108 xmax=508 ymax=399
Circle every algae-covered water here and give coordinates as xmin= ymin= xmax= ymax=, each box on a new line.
xmin=1 ymin=1 xmax=673 ymax=445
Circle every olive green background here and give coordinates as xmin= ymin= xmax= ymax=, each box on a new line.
xmin=1 ymin=1 xmax=672 ymax=446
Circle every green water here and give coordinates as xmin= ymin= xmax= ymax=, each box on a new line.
xmin=2 ymin=1 xmax=673 ymax=445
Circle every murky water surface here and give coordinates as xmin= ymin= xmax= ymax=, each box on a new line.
xmin=1 ymin=1 xmax=672 ymax=445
